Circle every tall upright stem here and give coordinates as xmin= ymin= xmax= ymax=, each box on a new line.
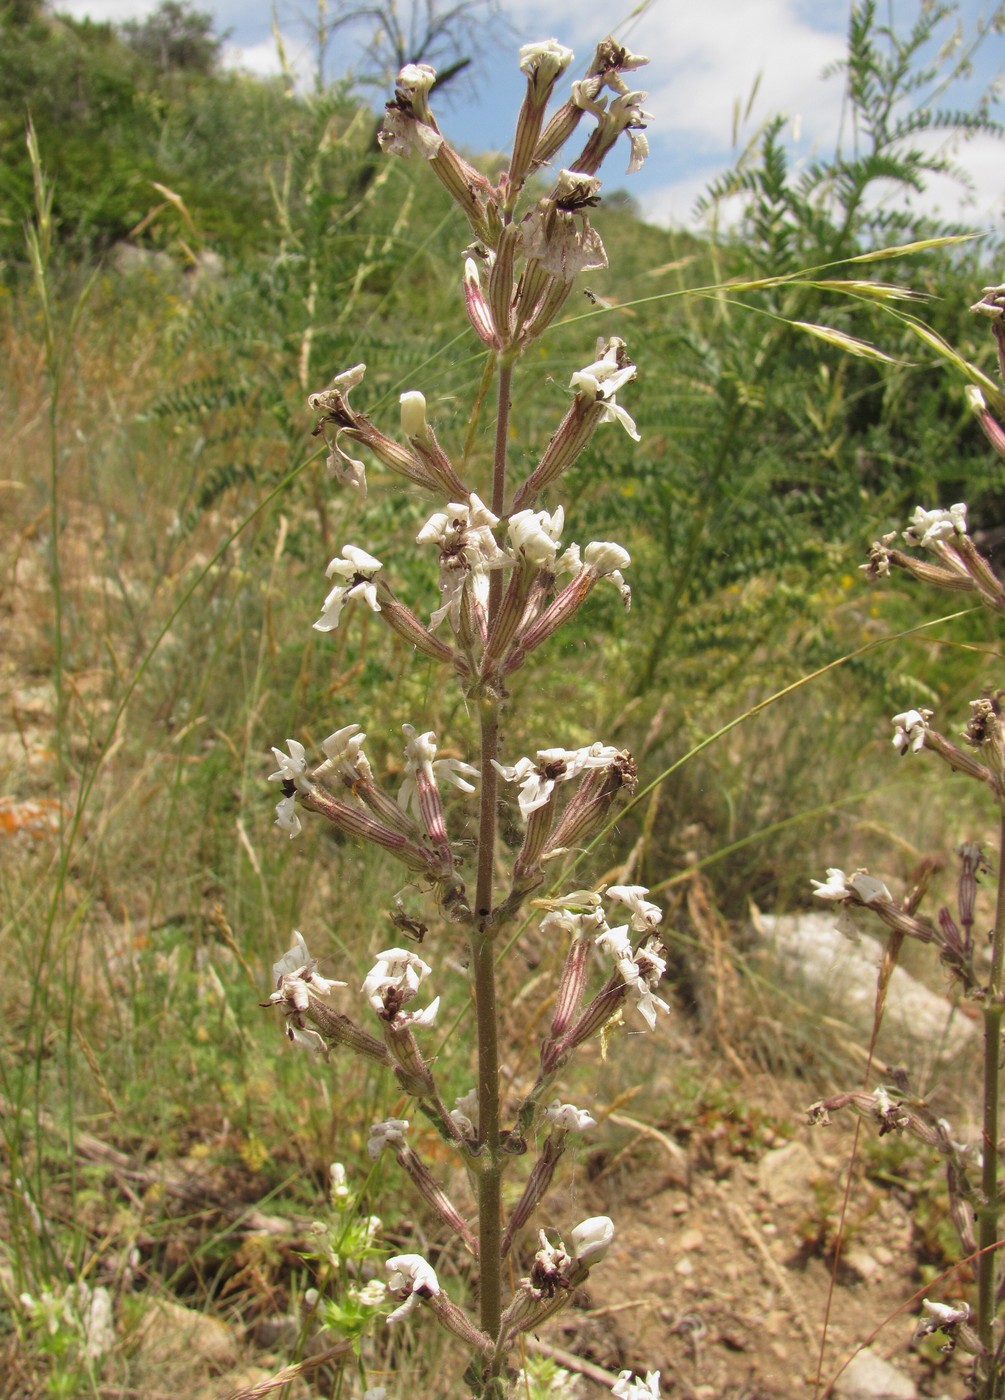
xmin=978 ymin=803 xmax=1005 ymax=1394
xmin=471 ymin=354 xmax=515 ymax=1353
xmin=473 ymin=695 xmax=502 ymax=1347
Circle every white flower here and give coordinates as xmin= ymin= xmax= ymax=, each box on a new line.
xmin=595 ymin=922 xmax=633 ymax=960
xmin=361 ymin=947 xmax=432 ymax=1012
xmin=570 ymin=1215 xmax=614 ymax=1264
xmin=397 ymin=725 xmax=479 ymax=820
xmin=613 ymin=91 xmax=652 ymax=173
xmin=584 ymin=541 xmax=631 ymax=574
xmin=612 ymin=1370 xmax=661 ymax=1399
xmin=274 ymin=794 xmax=302 ymax=839
xmin=570 ymin=84 xmax=652 ymax=173
xmin=519 ymin=38 xmax=574 ymax=88
xmin=583 ymin=540 xmax=632 ymax=606
xmin=606 ymin=885 xmax=662 ymax=932
xmin=540 ymin=905 xmax=604 ymax=942
xmin=601 ymin=46 xmax=649 ymax=95
xmin=595 ymin=925 xmax=669 ymax=1029
xmin=508 ymin=507 xmax=565 ymax=567
xmin=307 ymin=365 xmax=370 ymax=494
xmin=367 ymin=1118 xmax=409 ymax=1159
xmin=385 ymin=1253 xmax=440 ymax=1323
xmin=306 ymin=363 xmax=366 ymax=413
xmin=314 ymin=546 xmax=383 ymax=632
xmin=811 ymin=867 xmax=851 ymax=901
xmin=417 ymin=493 xmax=508 ymax=630
xmin=493 ymin=742 xmax=619 ymax=819
xmin=401 ymin=995 xmax=440 ymax=1028
xmin=892 ymin=708 xmax=931 ymax=754
xmin=397 ymin=63 xmax=436 ymax=99
xmin=632 ymin=985 xmax=669 ymax=1029
xmin=811 ymin=868 xmax=892 ymax=905
xmin=904 ymin=503 xmax=968 ymax=549
xmin=570 ymin=337 xmax=640 ymax=440
xmin=546 ymin=1101 xmax=597 ymax=1132
xmin=417 ymin=493 xmax=500 ymax=551
xmin=330 ymin=1162 xmax=350 ymax=1200
xmin=271 ymin=930 xmax=314 ymax=983
xmin=918 ymin=1298 xmax=971 ymax=1337
xmin=571 ymin=340 xmax=636 ymax=395
xmin=268 ymin=738 xmax=311 ymax=791
xmin=268 ymin=931 xmax=344 ymax=1000
xmin=436 ymin=755 xmax=480 ymax=794
xmin=312 ymin=724 xmax=372 ymax=791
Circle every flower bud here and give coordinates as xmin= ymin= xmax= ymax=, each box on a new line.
xmin=570 ymin=1215 xmax=614 ymax=1265
xmin=464 ymin=257 xmax=501 ymax=349
xmin=400 ymin=390 xmax=429 ymax=441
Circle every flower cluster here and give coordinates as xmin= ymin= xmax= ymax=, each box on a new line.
xmin=864 ymin=498 xmax=1005 ymax=614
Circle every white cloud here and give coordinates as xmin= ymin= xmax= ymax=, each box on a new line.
xmin=221 ymin=31 xmax=311 ymax=84
xmin=492 ymin=0 xmax=1003 ymax=235
xmin=57 ymin=0 xmax=157 ymax=18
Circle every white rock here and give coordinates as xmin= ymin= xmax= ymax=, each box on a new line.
xmin=833 ymin=1346 xmax=917 ymax=1399
xmin=757 ymin=1140 xmax=817 ymax=1205
xmin=756 ymin=911 xmax=974 ymax=1057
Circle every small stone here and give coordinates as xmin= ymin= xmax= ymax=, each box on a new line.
xmin=675 ymin=1257 xmax=694 ymax=1276
xmin=757 ymin=1140 xmax=817 ymax=1205
xmin=833 ymin=1346 xmax=917 ymax=1399
xmin=678 ymin=1228 xmax=703 ymax=1251
xmin=874 ymin=1246 xmax=894 ymax=1267
xmin=842 ymin=1248 xmax=880 ymax=1281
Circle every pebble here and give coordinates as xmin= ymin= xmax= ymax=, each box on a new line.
xmin=842 ymin=1248 xmax=880 ymax=1281
xmin=833 ymin=1346 xmax=917 ymax=1399
xmin=757 ymin=1140 xmax=817 ymax=1205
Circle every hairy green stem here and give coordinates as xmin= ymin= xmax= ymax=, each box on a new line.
xmin=470 ymin=354 xmax=515 ymax=1356
xmin=978 ymin=804 xmax=1005 ymax=1394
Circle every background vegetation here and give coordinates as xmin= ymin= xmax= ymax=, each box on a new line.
xmin=1 ymin=0 xmax=1003 ymax=1394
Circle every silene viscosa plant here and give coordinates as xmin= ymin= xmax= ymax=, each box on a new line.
xmin=808 ymin=287 xmax=1005 ymax=1400
xmin=263 ymin=37 xmax=665 ymax=1400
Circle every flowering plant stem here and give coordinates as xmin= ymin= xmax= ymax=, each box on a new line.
xmin=469 ymin=357 xmax=515 ymax=1347
xmin=266 ymin=38 xmax=669 ymax=1398
xmin=978 ymin=803 xmax=1005 ymax=1390
xmin=813 ymin=343 xmax=1005 ymax=1394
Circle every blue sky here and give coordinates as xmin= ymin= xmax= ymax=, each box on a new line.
xmin=57 ymin=0 xmax=1005 ymax=237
